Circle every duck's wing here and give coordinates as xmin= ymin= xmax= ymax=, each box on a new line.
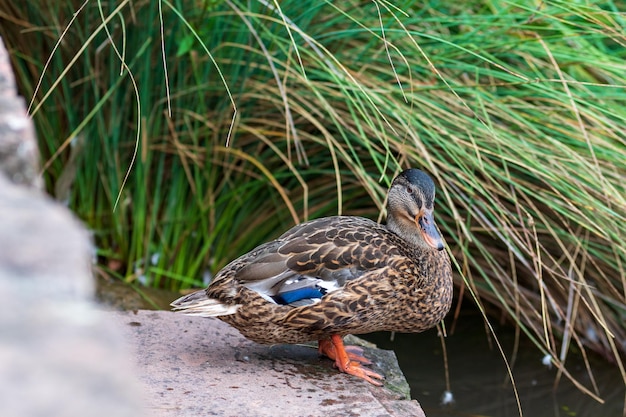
xmin=209 ymin=216 xmax=401 ymax=307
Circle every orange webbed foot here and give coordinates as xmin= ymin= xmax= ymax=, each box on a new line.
xmin=318 ymin=335 xmax=384 ymax=386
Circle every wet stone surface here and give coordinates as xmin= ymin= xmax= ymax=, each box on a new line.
xmin=110 ymin=310 xmax=425 ymax=417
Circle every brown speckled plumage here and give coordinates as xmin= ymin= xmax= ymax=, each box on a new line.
xmin=172 ymin=169 xmax=453 ymax=384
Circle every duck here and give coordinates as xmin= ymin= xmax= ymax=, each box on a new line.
xmin=171 ymin=168 xmax=453 ymax=385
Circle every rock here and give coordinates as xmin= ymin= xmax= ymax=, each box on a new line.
xmin=0 ymin=35 xmax=144 ymax=417
xmin=110 ymin=310 xmax=426 ymax=417
xmin=0 ymin=37 xmax=42 ymax=189
xmin=0 ymin=175 xmax=145 ymax=417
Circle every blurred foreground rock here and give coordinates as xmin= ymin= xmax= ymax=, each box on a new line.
xmin=0 ymin=36 xmax=144 ymax=417
xmin=0 ymin=38 xmax=41 ymax=188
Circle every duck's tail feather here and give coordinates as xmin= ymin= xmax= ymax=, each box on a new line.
xmin=170 ymin=290 xmax=239 ymax=317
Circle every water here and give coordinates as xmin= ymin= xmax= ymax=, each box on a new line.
xmin=364 ymin=310 xmax=626 ymax=417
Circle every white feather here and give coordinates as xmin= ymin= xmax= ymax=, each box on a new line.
xmin=171 ymin=291 xmax=239 ymax=317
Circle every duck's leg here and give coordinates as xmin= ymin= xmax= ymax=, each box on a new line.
xmin=318 ymin=334 xmax=384 ymax=386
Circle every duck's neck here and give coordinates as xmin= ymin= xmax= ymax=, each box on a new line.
xmin=386 ymin=216 xmax=430 ymax=252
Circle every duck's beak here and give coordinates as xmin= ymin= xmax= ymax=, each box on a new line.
xmin=416 ymin=211 xmax=444 ymax=251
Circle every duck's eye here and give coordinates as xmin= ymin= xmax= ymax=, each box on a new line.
xmin=406 ymin=186 xmax=413 ymax=194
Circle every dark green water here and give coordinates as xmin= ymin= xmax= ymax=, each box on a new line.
xmin=98 ymin=277 xmax=625 ymax=417
xmin=364 ymin=310 xmax=626 ymax=417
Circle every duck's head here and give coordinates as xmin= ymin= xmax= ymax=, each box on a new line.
xmin=386 ymin=169 xmax=445 ymax=251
